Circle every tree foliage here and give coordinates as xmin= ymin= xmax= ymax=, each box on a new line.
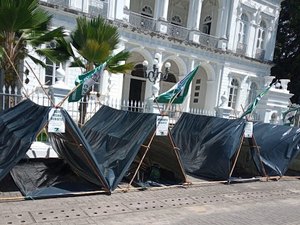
xmin=43 ymin=16 xmax=133 ymax=74
xmin=272 ymin=0 xmax=300 ymax=104
xmin=0 ymin=0 xmax=64 ymax=87
xmin=45 ymin=16 xmax=133 ymax=126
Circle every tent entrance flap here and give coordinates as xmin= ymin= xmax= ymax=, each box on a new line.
xmin=230 ymin=136 xmax=267 ymax=179
xmin=126 ymin=132 xmax=187 ymax=188
xmin=81 ymin=105 xmax=187 ymax=191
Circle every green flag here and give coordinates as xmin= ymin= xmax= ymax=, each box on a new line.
xmin=155 ymin=66 xmax=199 ymax=104
xmin=240 ymin=85 xmax=272 ymax=118
xmin=68 ymin=62 xmax=106 ymax=102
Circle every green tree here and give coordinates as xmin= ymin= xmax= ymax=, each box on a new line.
xmin=271 ymin=0 xmax=300 ymax=104
xmin=0 ymin=0 xmax=64 ymax=89
xmin=44 ymin=16 xmax=132 ymax=126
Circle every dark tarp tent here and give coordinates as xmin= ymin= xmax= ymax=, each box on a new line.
xmin=172 ymin=113 xmax=300 ymax=180
xmin=0 ymin=99 xmax=109 ymax=199
xmin=171 ymin=113 xmax=246 ymax=180
xmin=82 ymin=105 xmax=187 ymax=191
xmin=236 ymin=122 xmax=300 ymax=177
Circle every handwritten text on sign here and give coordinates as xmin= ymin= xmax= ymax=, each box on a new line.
xmin=48 ymin=108 xmax=65 ymax=133
xmin=156 ymin=116 xmax=169 ymax=136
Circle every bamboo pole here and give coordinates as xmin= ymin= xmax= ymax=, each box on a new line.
xmin=228 ymin=134 xmax=245 ymax=180
xmin=250 ymin=135 xmax=269 ymax=179
xmin=126 ymin=130 xmax=157 ymax=191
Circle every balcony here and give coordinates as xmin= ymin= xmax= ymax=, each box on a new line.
xmin=39 ymin=0 xmax=108 ymax=18
xmin=127 ymin=12 xmax=221 ymax=50
xmin=167 ymin=23 xmax=189 ymax=40
xmin=127 ymin=11 xmax=156 ymax=31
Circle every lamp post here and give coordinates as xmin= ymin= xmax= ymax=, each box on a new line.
xmin=142 ymin=59 xmax=171 ymax=83
xmin=142 ymin=54 xmax=171 ymax=113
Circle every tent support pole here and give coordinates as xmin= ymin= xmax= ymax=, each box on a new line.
xmin=126 ymin=131 xmax=157 ymax=191
xmin=228 ymin=135 xmax=245 ymax=181
xmin=251 ymin=135 xmax=268 ymax=180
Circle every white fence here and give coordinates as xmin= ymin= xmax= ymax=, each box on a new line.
xmin=0 ymin=86 xmax=216 ymax=125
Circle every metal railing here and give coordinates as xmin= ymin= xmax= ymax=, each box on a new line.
xmin=39 ymin=0 xmax=108 ymax=18
xmin=236 ymin=43 xmax=247 ymax=55
xmin=167 ymin=23 xmax=189 ymax=40
xmin=255 ymin=49 xmax=265 ymax=61
xmin=0 ymin=85 xmax=216 ymax=125
xmin=127 ymin=11 xmax=156 ymax=31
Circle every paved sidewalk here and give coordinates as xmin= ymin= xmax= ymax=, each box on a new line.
xmin=0 ymin=178 xmax=299 ymax=225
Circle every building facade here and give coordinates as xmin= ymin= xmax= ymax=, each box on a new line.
xmin=23 ymin=0 xmax=291 ymax=123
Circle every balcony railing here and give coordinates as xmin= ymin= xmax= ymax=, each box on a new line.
xmin=198 ymin=32 xmax=219 ymax=49
xmin=128 ymin=11 xmax=156 ymax=31
xmin=255 ymin=49 xmax=265 ymax=61
xmin=39 ymin=0 xmax=108 ymax=18
xmin=167 ymin=23 xmax=189 ymax=40
xmin=236 ymin=43 xmax=247 ymax=55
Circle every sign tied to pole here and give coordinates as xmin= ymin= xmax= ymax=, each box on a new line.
xmin=48 ymin=108 xmax=65 ymax=133
xmin=156 ymin=116 xmax=169 ymax=136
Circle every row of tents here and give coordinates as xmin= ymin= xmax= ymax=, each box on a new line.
xmin=0 ymin=99 xmax=300 ymax=199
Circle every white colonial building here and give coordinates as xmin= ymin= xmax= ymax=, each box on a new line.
xmin=23 ymin=0 xmax=291 ymax=123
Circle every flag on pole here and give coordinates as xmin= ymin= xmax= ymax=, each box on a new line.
xmin=155 ymin=66 xmax=199 ymax=104
xmin=68 ymin=62 xmax=106 ymax=102
xmin=240 ymin=84 xmax=272 ymax=118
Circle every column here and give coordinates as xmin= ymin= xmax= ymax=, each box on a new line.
xmin=216 ymin=1 xmax=230 ymax=39
xmin=115 ymin=0 xmax=129 ymax=21
xmin=187 ymin=0 xmax=203 ymax=43
xmin=247 ymin=20 xmax=257 ymax=57
xmin=107 ymin=0 xmax=116 ymax=20
xmin=155 ymin=0 xmax=169 ymax=21
xmin=155 ymin=0 xmax=169 ymax=33
xmin=187 ymin=0 xmax=203 ymax=30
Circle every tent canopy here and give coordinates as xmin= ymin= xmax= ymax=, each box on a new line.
xmin=171 ymin=113 xmax=246 ymax=180
xmin=237 ymin=122 xmax=300 ymax=177
xmin=172 ymin=112 xmax=300 ymax=180
xmin=0 ymin=99 xmax=109 ymax=198
xmin=82 ymin=106 xmax=187 ymax=191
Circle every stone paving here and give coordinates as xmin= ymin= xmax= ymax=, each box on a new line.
xmin=0 ymin=178 xmax=299 ymax=225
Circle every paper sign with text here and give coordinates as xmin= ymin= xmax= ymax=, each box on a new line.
xmin=48 ymin=108 xmax=65 ymax=133
xmin=244 ymin=121 xmax=253 ymax=138
xmin=156 ymin=116 xmax=169 ymax=136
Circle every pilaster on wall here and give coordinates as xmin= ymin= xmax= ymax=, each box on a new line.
xmin=227 ymin=0 xmax=240 ymax=51
xmin=181 ymin=59 xmax=196 ymax=112
xmin=115 ymin=0 xmax=129 ymax=21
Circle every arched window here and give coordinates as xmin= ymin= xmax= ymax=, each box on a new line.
xmin=203 ymin=16 xmax=212 ymax=34
xmin=131 ymin=64 xmax=146 ymax=78
xmin=228 ymin=78 xmax=239 ymax=108
xmin=141 ymin=5 xmax=153 ymax=17
xmin=256 ymin=20 xmax=266 ymax=49
xmin=248 ymin=82 xmax=258 ymax=105
xmin=171 ymin=15 xmax=182 ymax=25
xmin=237 ymin=13 xmax=249 ymax=53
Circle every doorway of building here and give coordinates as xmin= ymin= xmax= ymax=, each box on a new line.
xmin=129 ymin=64 xmax=146 ymax=111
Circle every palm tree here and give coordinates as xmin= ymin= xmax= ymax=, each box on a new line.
xmin=0 ymin=0 xmax=65 ymax=110
xmin=44 ymin=16 xmax=132 ymax=126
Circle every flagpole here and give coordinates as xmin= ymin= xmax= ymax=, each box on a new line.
xmin=56 ymin=82 xmax=82 ymax=107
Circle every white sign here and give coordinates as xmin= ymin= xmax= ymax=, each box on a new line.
xmin=48 ymin=108 xmax=65 ymax=133
xmin=156 ymin=116 xmax=169 ymax=136
xmin=244 ymin=121 xmax=253 ymax=138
